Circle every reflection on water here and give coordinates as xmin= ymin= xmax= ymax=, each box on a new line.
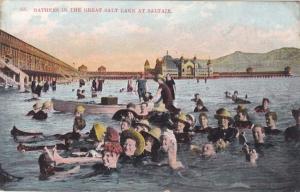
xmin=0 ymin=77 xmax=300 ymax=191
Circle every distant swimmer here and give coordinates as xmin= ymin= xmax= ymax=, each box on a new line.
xmin=34 ymin=81 xmax=43 ymax=97
xmin=51 ymin=79 xmax=56 ymax=91
xmin=254 ymin=98 xmax=270 ymax=113
xmin=136 ymin=74 xmax=148 ymax=102
xmin=232 ymin=91 xmax=251 ymax=104
xmin=79 ymin=79 xmax=85 ymax=87
xmin=225 ymin=91 xmax=232 ymax=99
xmin=191 ymin=93 xmax=201 ymax=103
xmin=127 ymin=77 xmax=134 ymax=92
xmin=165 ymin=73 xmax=176 ymax=101
xmin=77 ymin=89 xmax=85 ymax=99
xmin=193 ymin=99 xmax=209 ymax=112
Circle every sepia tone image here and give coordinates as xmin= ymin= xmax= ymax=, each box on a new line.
xmin=0 ymin=0 xmax=299 ymax=191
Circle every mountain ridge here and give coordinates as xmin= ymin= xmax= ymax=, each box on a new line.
xmin=207 ymin=47 xmax=300 ymax=74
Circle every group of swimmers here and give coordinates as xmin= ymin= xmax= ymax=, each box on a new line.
xmin=31 ymin=79 xmax=57 ymax=96
xmin=5 ymin=73 xmax=300 ymax=182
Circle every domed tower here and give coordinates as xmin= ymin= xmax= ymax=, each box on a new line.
xmin=98 ymin=66 xmax=106 ymax=72
xmin=144 ymin=59 xmax=150 ymax=73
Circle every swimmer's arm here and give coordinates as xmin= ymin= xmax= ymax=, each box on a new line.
xmin=168 ymin=141 xmax=184 ymax=170
xmin=71 ymin=152 xmax=87 ymax=157
xmin=50 ymin=166 xmax=80 ymax=180
xmin=59 ymin=157 xmax=103 ymax=165
xmin=45 ymin=147 xmax=103 ymax=165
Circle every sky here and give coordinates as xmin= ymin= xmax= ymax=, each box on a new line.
xmin=1 ymin=0 xmax=299 ymax=71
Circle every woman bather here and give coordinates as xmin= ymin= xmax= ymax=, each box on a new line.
xmin=26 ymin=101 xmax=42 ymax=116
xmin=186 ymin=114 xmax=196 ymax=130
xmin=193 ymin=99 xmax=208 ymax=112
xmin=139 ymin=127 xmax=162 ymax=163
xmin=133 ymin=119 xmax=151 ymax=133
xmin=32 ymin=101 xmax=52 ymax=120
xmin=119 ymin=129 xmax=145 ymax=164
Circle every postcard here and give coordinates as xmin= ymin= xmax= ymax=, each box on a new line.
xmin=0 ymin=1 xmax=299 ymax=191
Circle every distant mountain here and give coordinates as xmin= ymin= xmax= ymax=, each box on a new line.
xmin=209 ymin=47 xmax=300 ymax=75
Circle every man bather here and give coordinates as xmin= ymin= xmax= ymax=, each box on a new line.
xmin=208 ymin=108 xmax=239 ymax=143
xmin=136 ymin=74 xmax=148 ymax=102
xmin=264 ymin=112 xmax=282 ymax=135
xmin=153 ymin=74 xmax=180 ymax=115
xmin=234 ymin=107 xmax=254 ymax=130
xmin=285 ymin=108 xmax=300 ymax=142
xmin=193 ymin=113 xmax=213 ymax=134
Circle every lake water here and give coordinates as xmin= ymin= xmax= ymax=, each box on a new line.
xmin=0 ymin=77 xmax=300 ymax=191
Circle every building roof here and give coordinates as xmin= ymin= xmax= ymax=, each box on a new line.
xmin=98 ymin=66 xmax=106 ymax=69
xmin=195 ymin=60 xmax=209 ymax=69
xmin=162 ymin=55 xmax=179 ymax=70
